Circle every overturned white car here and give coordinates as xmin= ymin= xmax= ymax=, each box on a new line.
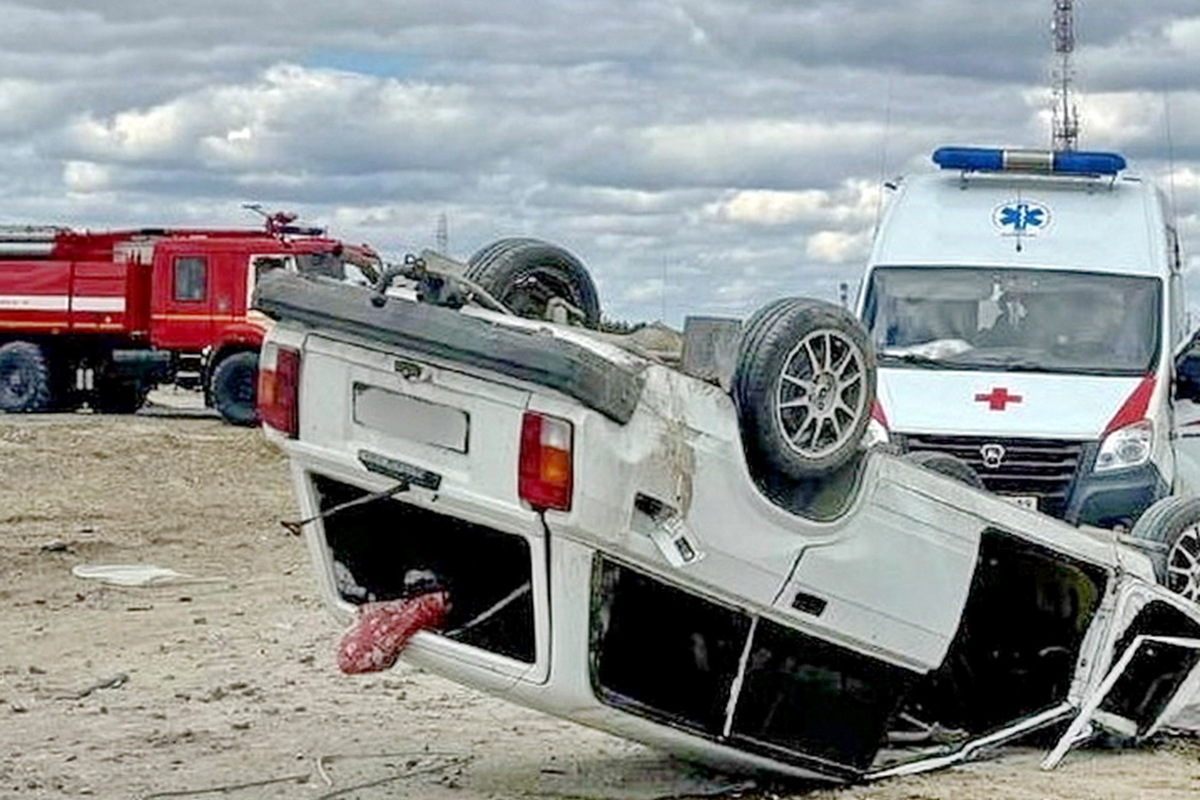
xmin=255 ymin=240 xmax=1200 ymax=783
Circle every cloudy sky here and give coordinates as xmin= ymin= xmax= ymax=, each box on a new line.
xmin=1 ymin=0 xmax=1198 ymax=324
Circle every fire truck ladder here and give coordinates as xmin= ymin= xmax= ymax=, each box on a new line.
xmin=0 ymin=226 xmax=67 ymax=257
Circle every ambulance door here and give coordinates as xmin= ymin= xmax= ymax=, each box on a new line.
xmin=1169 ymin=230 xmax=1200 ymax=495
xmin=1172 ymin=333 xmax=1200 ymax=495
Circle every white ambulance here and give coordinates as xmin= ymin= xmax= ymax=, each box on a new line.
xmin=858 ymin=146 xmax=1200 ymax=533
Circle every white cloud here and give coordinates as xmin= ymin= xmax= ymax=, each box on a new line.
xmin=805 ymin=229 xmax=871 ymax=264
xmin=622 ymin=278 xmax=668 ymax=304
xmin=0 ymin=1 xmax=1195 ymax=325
xmin=713 ymin=278 xmax=760 ymax=305
xmin=62 ymin=161 xmax=112 ymax=194
xmin=705 ymin=180 xmax=880 ymax=226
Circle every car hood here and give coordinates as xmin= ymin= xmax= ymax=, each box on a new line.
xmin=877 ymin=367 xmax=1147 ymax=439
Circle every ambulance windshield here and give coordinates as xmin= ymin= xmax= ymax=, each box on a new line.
xmin=863 ymin=267 xmax=1161 ymax=375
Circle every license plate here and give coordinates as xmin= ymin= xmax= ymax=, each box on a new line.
xmin=353 ymin=383 xmax=469 ymax=453
xmin=1009 ymin=495 xmax=1039 ymax=511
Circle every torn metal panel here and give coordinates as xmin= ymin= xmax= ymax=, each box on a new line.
xmin=868 ymin=702 xmax=1077 ymax=781
xmin=266 ymin=275 xmax=1200 ymax=784
xmin=1043 ymin=634 xmax=1200 ymax=769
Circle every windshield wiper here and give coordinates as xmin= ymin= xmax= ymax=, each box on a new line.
xmin=878 ymin=352 xmax=953 ymax=368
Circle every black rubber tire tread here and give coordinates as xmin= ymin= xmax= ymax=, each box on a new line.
xmin=1129 ymin=495 xmax=1200 ymax=597
xmin=734 ymin=297 xmax=811 ymax=404
xmin=91 ymin=379 xmax=148 ymax=414
xmin=904 ymin=450 xmax=986 ymax=490
xmin=465 ymin=238 xmax=601 ymax=328
xmin=733 ymin=298 xmax=876 ymax=480
xmin=0 ymin=341 xmax=52 ymax=413
xmin=465 ymin=237 xmax=519 ymax=271
xmin=735 ymin=297 xmax=803 ymax=381
xmin=210 ymin=351 xmax=260 ymax=426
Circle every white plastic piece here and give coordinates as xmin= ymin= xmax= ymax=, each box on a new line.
xmin=71 ymin=564 xmax=206 ymax=587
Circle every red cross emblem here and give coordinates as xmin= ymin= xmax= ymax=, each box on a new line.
xmin=975 ymin=387 xmax=1023 ymax=411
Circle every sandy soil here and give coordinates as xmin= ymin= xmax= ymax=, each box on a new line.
xmin=2 ymin=404 xmax=1199 ymax=800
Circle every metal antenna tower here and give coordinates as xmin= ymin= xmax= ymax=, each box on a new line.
xmin=1051 ymin=0 xmax=1080 ymax=151
xmin=435 ymin=212 xmax=448 ymax=253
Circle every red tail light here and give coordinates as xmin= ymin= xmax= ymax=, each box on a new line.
xmin=519 ymin=412 xmax=573 ymax=511
xmin=258 ymin=344 xmax=300 ymax=438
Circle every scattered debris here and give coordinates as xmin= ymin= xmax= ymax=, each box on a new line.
xmin=62 ymin=673 xmax=128 ymax=700
xmin=312 ymin=752 xmax=471 ymax=800
xmin=71 ymin=564 xmax=224 ymax=588
xmin=139 ymin=772 xmax=310 ymax=799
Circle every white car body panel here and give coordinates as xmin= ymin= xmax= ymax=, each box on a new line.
xmin=259 ymin=271 xmax=1200 ymax=783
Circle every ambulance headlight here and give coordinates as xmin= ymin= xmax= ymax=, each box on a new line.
xmin=1094 ymin=420 xmax=1153 ymax=473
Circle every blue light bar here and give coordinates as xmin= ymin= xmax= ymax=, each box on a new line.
xmin=932 ymin=146 xmax=1126 ymax=176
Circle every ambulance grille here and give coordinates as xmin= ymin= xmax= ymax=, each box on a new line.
xmin=902 ymin=434 xmax=1084 ymax=519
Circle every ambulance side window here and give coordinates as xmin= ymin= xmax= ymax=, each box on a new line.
xmin=173 ymin=257 xmax=207 ymax=302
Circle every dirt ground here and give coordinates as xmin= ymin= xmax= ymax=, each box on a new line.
xmin=2 ymin=399 xmax=1200 ymax=800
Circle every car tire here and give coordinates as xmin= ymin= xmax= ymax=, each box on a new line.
xmin=0 ymin=341 xmax=52 ymax=413
xmin=733 ymin=298 xmax=875 ymax=480
xmin=903 ymin=451 xmax=986 ymax=489
xmin=210 ymin=351 xmax=260 ymax=426
xmin=1129 ymin=496 xmax=1200 ymax=602
xmin=465 ymin=238 xmax=601 ymax=328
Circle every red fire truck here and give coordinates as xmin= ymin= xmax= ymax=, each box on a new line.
xmin=0 ymin=213 xmax=379 ymax=424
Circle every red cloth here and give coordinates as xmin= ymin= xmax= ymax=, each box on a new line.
xmin=336 ymin=592 xmax=449 ymax=674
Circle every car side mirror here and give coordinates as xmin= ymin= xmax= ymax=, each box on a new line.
xmin=1175 ymin=349 xmax=1200 ymax=402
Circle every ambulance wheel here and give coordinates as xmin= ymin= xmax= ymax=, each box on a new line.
xmin=1130 ymin=496 xmax=1200 ymax=602
xmin=465 ymin=238 xmax=601 ymax=328
xmin=0 ymin=341 xmax=51 ymax=413
xmin=734 ymin=298 xmax=875 ymax=480
xmin=92 ymin=378 xmax=149 ymax=414
xmin=211 ymin=351 xmax=260 ymax=426
xmin=903 ymin=451 xmax=986 ymax=489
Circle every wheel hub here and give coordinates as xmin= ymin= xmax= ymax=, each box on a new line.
xmin=812 ymin=373 xmax=836 ymax=412
xmin=1167 ymin=524 xmax=1200 ymax=601
xmin=774 ymin=330 xmax=867 ymax=459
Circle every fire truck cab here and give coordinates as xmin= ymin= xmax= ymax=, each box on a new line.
xmin=0 ymin=215 xmax=378 ymax=424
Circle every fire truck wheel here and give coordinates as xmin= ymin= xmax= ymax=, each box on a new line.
xmin=91 ymin=379 xmax=149 ymax=414
xmin=1130 ymin=496 xmax=1200 ymax=602
xmin=465 ymin=238 xmax=601 ymax=328
xmin=733 ymin=298 xmax=876 ymax=480
xmin=903 ymin=451 xmax=986 ymax=489
xmin=211 ymin=351 xmax=260 ymax=426
xmin=0 ymin=341 xmax=52 ymax=413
